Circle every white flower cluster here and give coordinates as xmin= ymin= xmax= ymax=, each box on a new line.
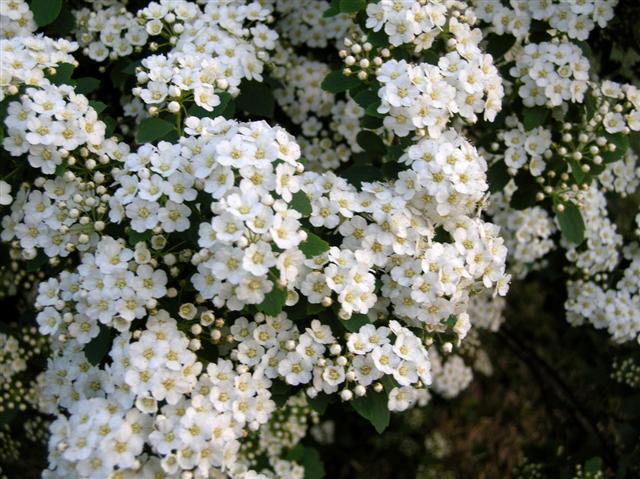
xmin=0 ymin=0 xmax=36 ymax=39
xmin=510 ymin=39 xmax=590 ymax=107
xmin=599 ymin=148 xmax=640 ymax=195
xmin=3 ymin=83 xmax=106 ymax=173
xmin=429 ymin=351 xmax=473 ymax=399
xmin=0 ymin=333 xmax=26 ymax=381
xmin=273 ymin=0 xmax=351 ymax=49
xmin=474 ymin=0 xmax=618 ymax=41
xmin=494 ymin=117 xmax=553 ymax=176
xmin=134 ymin=0 xmax=277 ymax=112
xmin=0 ymin=35 xmax=78 ymax=101
xmin=35 ymin=236 xmax=169 ymax=340
xmin=468 ymin=289 xmax=506 ymax=332
xmin=376 ymin=50 xmax=502 ymax=137
xmin=73 ymin=1 xmax=148 ymax=61
xmin=565 ymin=184 xmax=622 ymax=275
xmin=490 ymin=195 xmax=556 ymax=279
xmin=365 ymin=0 xmax=449 ymax=48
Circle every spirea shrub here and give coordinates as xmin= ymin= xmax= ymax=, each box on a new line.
xmin=0 ymin=0 xmax=638 ymax=478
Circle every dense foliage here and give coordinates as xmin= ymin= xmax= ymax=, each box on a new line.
xmin=0 ymin=1 xmax=638 ymax=478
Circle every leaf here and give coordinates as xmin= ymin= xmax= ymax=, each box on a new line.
xmin=89 ymin=100 xmax=107 ymax=114
xmin=321 ymin=70 xmax=361 ymax=94
xmin=85 ymin=325 xmax=112 ymax=366
xmin=602 ymin=132 xmax=629 ymax=163
xmin=307 ymin=394 xmax=330 ymax=415
xmin=364 ymin=101 xmax=384 ymax=118
xmin=510 ymin=171 xmax=539 ymax=210
xmin=340 ymin=313 xmax=370 ymax=333
xmin=568 ymin=158 xmax=586 ymax=184
xmin=49 ymin=63 xmax=75 ymax=86
xmin=340 ymin=0 xmax=365 ymax=13
xmin=353 ymin=87 xmax=380 ymax=110
xmin=270 ymin=379 xmax=292 ymax=407
xmin=300 ymin=232 xmax=330 ymax=258
xmin=485 ymin=33 xmax=516 ymax=59
xmin=323 ymin=0 xmax=340 ymax=17
xmin=557 ymin=202 xmax=585 ymax=245
xmin=287 ymin=446 xmax=326 ymax=479
xmin=487 ymin=160 xmax=511 ymax=193
xmin=136 ymin=117 xmax=175 ymax=144
xmin=357 ymin=130 xmax=385 ymax=156
xmin=257 ymin=283 xmax=288 ymax=316
xmin=75 ymin=77 xmax=100 ymax=95
xmin=522 ymin=106 xmax=548 ymax=130
xmin=289 ymin=191 xmax=312 ymax=217
xmin=128 ymin=229 xmax=151 ymax=246
xmin=188 ymin=92 xmax=232 ymax=119
xmin=30 ymin=0 xmax=62 ymax=27
xmin=351 ymin=390 xmax=390 ymax=434
xmin=340 ymin=164 xmax=385 ymax=188
xmin=235 ymin=80 xmax=274 ymax=118
xmin=584 ymin=457 xmax=603 ymax=475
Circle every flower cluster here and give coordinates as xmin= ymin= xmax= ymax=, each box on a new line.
xmin=474 ymin=0 xmax=618 ymax=41
xmin=510 ymin=39 xmax=590 ymax=107
xmin=0 ymin=0 xmax=36 ymax=39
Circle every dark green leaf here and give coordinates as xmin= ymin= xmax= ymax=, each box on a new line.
xmin=287 ymin=446 xmax=326 ymax=479
xmin=522 ymin=106 xmax=548 ymax=130
xmin=340 ymin=0 xmax=365 ymax=13
xmin=584 ymin=457 xmax=602 ymax=475
xmin=300 ymin=232 xmax=330 ymax=258
xmin=323 ymin=0 xmax=340 ymax=17
xmin=128 ymin=229 xmax=151 ymax=246
xmin=289 ymin=191 xmax=312 ymax=217
xmin=568 ymin=158 xmax=586 ymax=184
xmin=485 ymin=33 xmax=516 ymax=59
xmin=270 ymin=379 xmax=292 ymax=407
xmin=557 ymin=202 xmax=585 ymax=245
xmin=30 ymin=0 xmax=62 ymax=27
xmin=357 ymin=130 xmax=385 ymax=156
xmin=602 ymin=132 xmax=629 ymax=163
xmin=136 ymin=118 xmax=175 ymax=144
xmin=351 ymin=390 xmax=390 ymax=434
xmin=85 ymin=325 xmax=112 ymax=366
xmin=188 ymin=92 xmax=233 ymax=119
xmin=340 ymin=164 xmax=384 ymax=188
xmin=257 ymin=283 xmax=288 ymax=316
xmin=367 ymin=29 xmax=389 ymax=48
xmin=235 ymin=81 xmax=274 ymax=118
xmin=353 ymin=87 xmax=380 ymax=110
xmin=341 ymin=313 xmax=370 ymax=332
xmin=364 ymin=101 xmax=384 ymax=118
xmin=75 ymin=77 xmax=100 ymax=95
xmin=89 ymin=100 xmax=107 ymax=114
xmin=510 ymin=171 xmax=539 ymax=210
xmin=487 ymin=160 xmax=511 ymax=193
xmin=104 ymin=116 xmax=117 ymax=138
xmin=308 ymin=394 xmax=330 ymax=415
xmin=49 ymin=63 xmax=75 ymax=86
xmin=321 ymin=70 xmax=361 ymax=94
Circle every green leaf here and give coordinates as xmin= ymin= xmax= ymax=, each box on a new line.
xmin=364 ymin=101 xmax=384 ymax=118
xmin=340 ymin=164 xmax=384 ymax=188
xmin=128 ymin=229 xmax=151 ymax=246
xmin=235 ymin=80 xmax=274 ymax=118
xmin=300 ymin=232 xmax=330 ymax=258
xmin=341 ymin=313 xmax=370 ymax=332
xmin=89 ymin=100 xmax=107 ymax=114
xmin=289 ymin=191 xmax=312 ymax=217
xmin=270 ymin=379 xmax=292 ymax=407
xmin=487 ymin=160 xmax=510 ymax=193
xmin=602 ymin=132 xmax=629 ymax=163
xmin=85 ymin=325 xmax=112 ymax=366
xmin=321 ymin=70 xmax=361 ymax=94
xmin=351 ymin=390 xmax=390 ymax=434
xmin=188 ymin=92 xmax=232 ymax=119
xmin=257 ymin=283 xmax=288 ymax=316
xmin=75 ymin=77 xmax=100 ymax=95
xmin=522 ymin=106 xmax=548 ymax=130
xmin=340 ymin=0 xmax=365 ymax=13
xmin=308 ymin=394 xmax=330 ymax=415
xmin=287 ymin=446 xmax=326 ymax=479
xmin=49 ymin=63 xmax=75 ymax=86
xmin=557 ymin=202 xmax=585 ymax=245
xmin=353 ymin=87 xmax=380 ymax=110
xmin=584 ymin=457 xmax=602 ymax=475
xmin=568 ymin=158 xmax=586 ymax=184
xmin=510 ymin=171 xmax=539 ymax=210
xmin=136 ymin=118 xmax=175 ymax=144
xmin=30 ymin=0 xmax=62 ymax=27
xmin=357 ymin=130 xmax=385 ymax=156
xmin=323 ymin=0 xmax=340 ymax=17
xmin=485 ymin=33 xmax=516 ymax=59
